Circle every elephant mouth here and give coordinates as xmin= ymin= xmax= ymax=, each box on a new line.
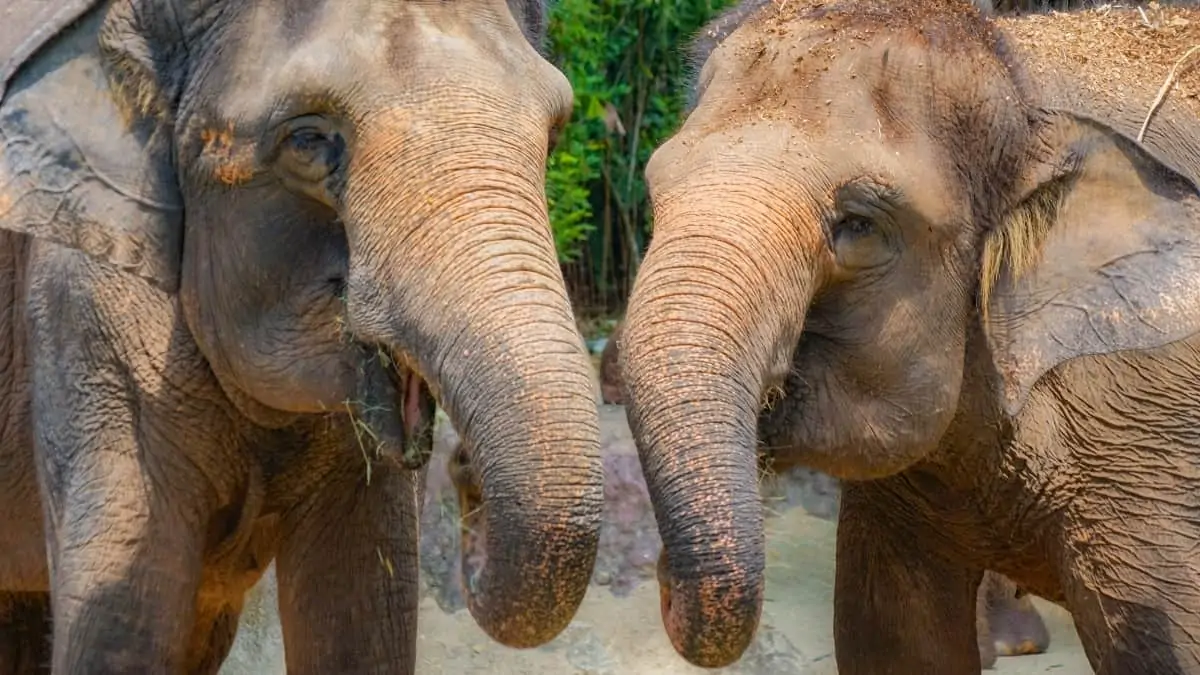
xmin=351 ymin=344 xmax=438 ymax=471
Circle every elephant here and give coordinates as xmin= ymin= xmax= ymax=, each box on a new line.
xmin=0 ymin=0 xmax=604 ymax=672
xmin=978 ymin=570 xmax=1051 ymax=664
xmin=601 ymin=318 xmax=1049 ymax=666
xmin=618 ymin=0 xmax=1200 ymax=673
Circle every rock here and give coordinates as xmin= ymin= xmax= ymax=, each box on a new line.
xmin=764 ymin=466 xmax=842 ymax=522
xmin=417 ymin=418 xmax=468 ymax=612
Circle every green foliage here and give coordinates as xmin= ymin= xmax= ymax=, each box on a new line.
xmin=545 ymin=146 xmax=597 ymax=263
xmin=544 ymin=0 xmax=737 ymax=302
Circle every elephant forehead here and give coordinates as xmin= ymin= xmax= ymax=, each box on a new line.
xmin=209 ymin=0 xmax=513 ymax=124
xmin=208 ymin=1 xmax=387 ymax=122
xmin=697 ymin=2 xmax=1014 ymax=141
xmin=650 ymin=115 xmax=961 ymax=231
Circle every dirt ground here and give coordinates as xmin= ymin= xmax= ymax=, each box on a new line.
xmin=219 ymin=405 xmax=1094 ymax=674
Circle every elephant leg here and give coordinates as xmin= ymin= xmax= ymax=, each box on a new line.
xmin=34 ymin=384 xmax=211 ymax=671
xmin=0 ymin=592 xmax=51 ymax=674
xmin=975 ymin=577 xmax=997 ymax=670
xmin=980 ymin=571 xmax=1049 ymax=658
xmin=1061 ymin=524 xmax=1200 ymax=674
xmin=184 ymin=596 xmax=247 ymax=675
xmin=26 ymin=252 xmax=252 ymax=673
xmin=834 ymin=483 xmax=981 ymax=675
xmin=41 ymin=450 xmax=209 ymax=673
xmin=275 ymin=451 xmax=421 ymax=675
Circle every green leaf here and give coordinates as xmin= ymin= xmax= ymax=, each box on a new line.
xmin=544 ymin=0 xmax=739 ymax=276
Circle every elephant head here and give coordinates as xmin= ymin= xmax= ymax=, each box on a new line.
xmin=0 ymin=0 xmax=603 ymax=648
xmin=619 ymin=0 xmax=1200 ymax=666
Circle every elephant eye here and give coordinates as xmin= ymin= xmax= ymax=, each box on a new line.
xmin=829 ymin=215 xmax=893 ymax=269
xmin=831 ymin=215 xmax=876 ymax=243
xmin=279 ymin=127 xmax=342 ymax=183
xmin=288 ymin=129 xmax=328 ymax=155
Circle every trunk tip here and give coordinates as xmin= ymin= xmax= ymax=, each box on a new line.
xmin=450 ymin=440 xmax=602 ymax=649
xmin=656 ymin=550 xmax=764 ymax=668
xmin=462 ymin=520 xmax=600 ymax=648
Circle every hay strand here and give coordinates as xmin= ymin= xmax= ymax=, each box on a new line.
xmin=1138 ymin=43 xmax=1200 ymax=142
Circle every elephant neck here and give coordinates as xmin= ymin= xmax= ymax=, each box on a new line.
xmin=909 ymin=324 xmax=1064 ymax=559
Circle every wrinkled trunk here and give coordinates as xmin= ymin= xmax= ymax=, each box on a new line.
xmin=338 ymin=105 xmax=604 ymax=648
xmin=621 ymin=191 xmax=820 ymax=667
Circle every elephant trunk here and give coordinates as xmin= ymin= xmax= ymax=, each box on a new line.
xmin=340 ymin=105 xmax=604 ymax=648
xmin=621 ymin=188 xmax=820 ymax=667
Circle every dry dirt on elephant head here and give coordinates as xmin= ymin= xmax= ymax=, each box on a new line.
xmin=997 ymin=4 xmax=1200 ymax=126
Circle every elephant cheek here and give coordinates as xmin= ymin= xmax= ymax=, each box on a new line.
xmin=201 ymin=338 xmax=358 ymax=424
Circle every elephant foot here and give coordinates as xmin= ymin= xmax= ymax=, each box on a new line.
xmin=991 ymin=597 xmax=1051 ymax=656
xmin=0 ymin=592 xmax=51 ymax=674
xmin=977 ymin=627 xmax=998 ymax=670
xmin=982 ymin=572 xmax=1051 ymax=658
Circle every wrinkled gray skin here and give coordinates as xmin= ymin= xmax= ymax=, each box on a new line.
xmin=620 ymin=0 xmax=1200 ymax=672
xmin=598 ymin=318 xmax=1049 ymax=668
xmin=0 ymin=0 xmax=604 ymax=672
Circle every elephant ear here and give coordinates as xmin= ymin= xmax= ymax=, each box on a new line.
xmin=0 ymin=0 xmax=184 ymax=293
xmin=982 ymin=109 xmax=1200 ymax=416
xmin=0 ymin=0 xmax=98 ymax=102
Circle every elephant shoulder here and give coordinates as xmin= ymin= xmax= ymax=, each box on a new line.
xmin=0 ymin=3 xmax=183 ymax=293
xmin=0 ymin=0 xmax=105 ymax=103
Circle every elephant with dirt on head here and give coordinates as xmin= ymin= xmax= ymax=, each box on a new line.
xmin=602 ymin=319 xmax=1049 ymax=667
xmin=0 ymin=0 xmax=603 ymax=672
xmin=618 ymin=0 xmax=1200 ymax=673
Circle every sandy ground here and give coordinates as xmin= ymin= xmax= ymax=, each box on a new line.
xmin=412 ymin=512 xmax=1091 ymax=675
xmin=219 ymin=405 xmax=1095 ymax=675
xmin=220 ymin=512 xmax=1091 ymax=675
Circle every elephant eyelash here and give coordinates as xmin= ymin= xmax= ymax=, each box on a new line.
xmin=832 ymin=177 xmax=902 ymax=207
xmin=832 ymin=215 xmax=877 ymax=241
xmin=827 ymin=183 xmax=904 ymax=233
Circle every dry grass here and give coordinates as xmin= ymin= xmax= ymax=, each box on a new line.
xmin=997 ymin=3 xmax=1200 ymax=125
xmin=345 ymin=398 xmax=382 ymax=485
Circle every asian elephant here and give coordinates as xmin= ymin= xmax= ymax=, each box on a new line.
xmin=600 ymin=318 xmax=1049 ymax=665
xmin=0 ymin=0 xmax=604 ymax=672
xmin=619 ymin=0 xmax=1200 ymax=673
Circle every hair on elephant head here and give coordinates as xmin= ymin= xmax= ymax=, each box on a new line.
xmin=618 ymin=0 xmax=1200 ymax=666
xmin=0 ymin=0 xmax=602 ymax=649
